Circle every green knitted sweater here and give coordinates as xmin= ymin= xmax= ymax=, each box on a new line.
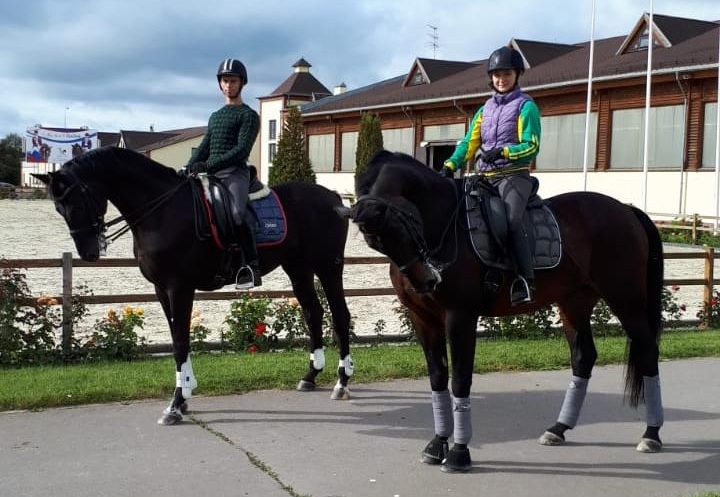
xmin=188 ymin=103 xmax=259 ymax=173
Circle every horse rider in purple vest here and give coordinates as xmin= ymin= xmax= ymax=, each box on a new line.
xmin=442 ymin=45 xmax=542 ymax=306
xmin=184 ymin=58 xmax=261 ymax=289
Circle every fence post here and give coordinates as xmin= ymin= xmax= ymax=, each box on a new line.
xmin=62 ymin=252 xmax=73 ymax=354
xmin=692 ymin=213 xmax=699 ymax=244
xmin=702 ymin=247 xmax=715 ymax=328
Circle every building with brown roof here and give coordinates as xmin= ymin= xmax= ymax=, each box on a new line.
xmin=297 ymin=12 xmax=720 ymax=218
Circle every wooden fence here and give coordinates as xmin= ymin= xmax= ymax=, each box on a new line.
xmin=1 ymin=249 xmax=719 ymax=351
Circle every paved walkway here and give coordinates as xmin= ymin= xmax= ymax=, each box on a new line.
xmin=2 ymin=358 xmax=719 ymax=497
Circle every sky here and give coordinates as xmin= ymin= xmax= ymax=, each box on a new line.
xmin=1 ymin=0 xmax=718 ymax=140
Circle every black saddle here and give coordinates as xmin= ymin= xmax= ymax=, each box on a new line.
xmin=462 ymin=175 xmax=562 ymax=272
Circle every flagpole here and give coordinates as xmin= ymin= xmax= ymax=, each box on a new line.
xmin=642 ymin=3 xmax=654 ymax=212
xmin=582 ymin=0 xmax=596 ymax=191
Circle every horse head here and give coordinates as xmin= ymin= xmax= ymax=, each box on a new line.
xmin=346 ymin=194 xmax=442 ymax=294
xmin=33 ymin=162 xmax=109 ymax=262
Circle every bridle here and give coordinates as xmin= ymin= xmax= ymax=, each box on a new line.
xmin=356 ymin=190 xmax=468 ymax=277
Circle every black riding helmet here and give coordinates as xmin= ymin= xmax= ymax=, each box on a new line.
xmin=486 ymin=46 xmax=525 ymax=74
xmin=216 ymin=58 xmax=248 ymax=86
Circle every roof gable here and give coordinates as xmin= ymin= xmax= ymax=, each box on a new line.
xmin=617 ymin=12 xmax=718 ymax=55
xmin=401 ymin=58 xmax=477 ymax=87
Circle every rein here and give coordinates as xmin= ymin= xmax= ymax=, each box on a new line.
xmin=102 ymin=179 xmax=190 ymax=243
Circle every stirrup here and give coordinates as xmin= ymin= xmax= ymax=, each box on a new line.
xmin=234 ymin=265 xmax=260 ymax=290
xmin=510 ymin=276 xmax=534 ymax=306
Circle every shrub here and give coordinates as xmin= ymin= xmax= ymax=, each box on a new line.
xmin=81 ymin=306 xmax=147 ymax=361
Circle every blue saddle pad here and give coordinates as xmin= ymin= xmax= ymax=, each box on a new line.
xmin=249 ymin=190 xmax=287 ymax=246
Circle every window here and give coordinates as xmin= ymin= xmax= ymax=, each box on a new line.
xmin=410 ymin=69 xmax=425 ymax=86
xmin=423 ymin=123 xmax=465 ymax=141
xmin=308 ymin=134 xmax=335 ymax=172
xmin=610 ymin=105 xmax=684 ymax=169
xmin=268 ymin=143 xmax=277 ymax=163
xmin=381 ymin=127 xmax=414 ymax=155
xmin=341 ymin=131 xmax=358 ymax=171
xmin=269 ymin=119 xmax=277 ymax=140
xmin=702 ymin=102 xmax=718 ymax=168
xmin=535 ymin=113 xmax=597 ymax=171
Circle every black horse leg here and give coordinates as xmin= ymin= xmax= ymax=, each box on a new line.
xmin=415 ymin=309 xmax=451 ymax=467
xmin=441 ymin=309 xmax=478 ymax=473
xmin=155 ymin=284 xmax=196 ymax=425
xmin=284 ymin=265 xmax=328 ymax=393
xmin=610 ymin=304 xmax=663 ymax=452
xmin=315 ymin=262 xmax=353 ymax=400
xmin=540 ymin=299 xmax=598 ymax=445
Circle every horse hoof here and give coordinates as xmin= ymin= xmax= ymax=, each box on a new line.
xmin=157 ymin=410 xmax=183 ymax=426
xmin=538 ymin=431 xmax=565 ymax=446
xmin=636 ymin=438 xmax=662 ymax=453
xmin=421 ymin=436 xmax=448 ymax=465
xmin=440 ymin=447 xmax=471 ymax=473
xmin=331 ymin=386 xmax=350 ymax=400
xmin=296 ymin=379 xmax=316 ymax=392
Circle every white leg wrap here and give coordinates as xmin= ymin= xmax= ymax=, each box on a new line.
xmin=338 ymin=354 xmax=354 ymax=376
xmin=311 ymin=348 xmax=325 ymax=371
xmin=643 ymin=375 xmax=664 ymax=427
xmin=432 ymin=390 xmax=453 ymax=438
xmin=557 ymin=376 xmax=589 ymax=428
xmin=452 ymin=396 xmax=472 ymax=445
xmin=176 ymin=356 xmax=198 ymax=399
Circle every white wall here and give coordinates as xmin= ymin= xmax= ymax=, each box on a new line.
xmin=534 ymin=170 xmax=719 ymax=220
xmin=258 ymin=98 xmax=284 ymax=184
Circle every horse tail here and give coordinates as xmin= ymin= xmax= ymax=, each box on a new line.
xmin=626 ymin=206 xmax=664 ymax=406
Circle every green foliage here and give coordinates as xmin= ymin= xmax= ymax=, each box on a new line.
xmin=0 ymin=265 xmax=62 ymax=366
xmin=268 ymin=105 xmax=316 ymax=186
xmin=657 ymin=216 xmax=720 ymax=248
xmin=354 ymin=113 xmax=384 ymax=194
xmin=81 ymin=307 xmax=147 ymax=361
xmin=224 ymin=293 xmax=278 ymax=353
xmin=697 ymin=288 xmax=720 ymax=327
xmin=0 ymin=133 xmax=22 ymax=186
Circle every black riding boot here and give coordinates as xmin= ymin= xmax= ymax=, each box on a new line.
xmin=235 ymin=215 xmax=262 ymax=290
xmin=509 ymin=229 xmax=535 ymax=305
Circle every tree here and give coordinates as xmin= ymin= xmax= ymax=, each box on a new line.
xmin=354 ymin=113 xmax=383 ymax=194
xmin=268 ymin=106 xmax=316 ymax=186
xmin=0 ymin=133 xmax=23 ymax=186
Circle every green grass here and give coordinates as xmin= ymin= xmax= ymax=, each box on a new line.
xmin=2 ymin=330 xmax=719 ymax=412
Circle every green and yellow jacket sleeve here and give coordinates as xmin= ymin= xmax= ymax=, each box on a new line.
xmin=444 ymin=106 xmax=483 ymax=171
xmin=506 ymin=100 xmax=541 ymax=164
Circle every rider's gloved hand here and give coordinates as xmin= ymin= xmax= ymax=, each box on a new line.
xmin=480 ymin=147 xmax=504 ymax=164
xmin=186 ymin=161 xmax=208 ymax=175
xmin=440 ymin=161 xmax=455 ymax=178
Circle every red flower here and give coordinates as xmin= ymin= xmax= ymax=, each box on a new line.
xmin=254 ymin=322 xmax=267 ymax=336
xmin=671 ymin=285 xmax=680 ymax=292
xmin=248 ymin=344 xmax=258 ymax=354
xmin=679 ymin=304 xmax=686 ymax=312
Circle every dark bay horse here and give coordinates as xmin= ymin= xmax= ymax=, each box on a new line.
xmin=340 ymin=150 xmax=664 ymax=473
xmin=34 ymin=146 xmax=354 ymax=425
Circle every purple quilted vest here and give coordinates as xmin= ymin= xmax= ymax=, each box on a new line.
xmin=476 ymin=87 xmax=529 ymax=173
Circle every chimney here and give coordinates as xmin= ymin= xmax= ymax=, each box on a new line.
xmin=333 ymin=82 xmax=347 ymax=95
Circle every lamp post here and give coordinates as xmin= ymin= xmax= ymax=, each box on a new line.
xmin=64 ymin=107 xmax=70 ymax=128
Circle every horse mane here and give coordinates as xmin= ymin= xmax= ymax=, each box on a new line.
xmin=66 ymin=146 xmax=179 ymax=181
xmin=356 ymin=150 xmax=435 ymax=196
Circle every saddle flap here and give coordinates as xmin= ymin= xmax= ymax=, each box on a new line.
xmin=463 ymin=177 xmax=562 ymax=271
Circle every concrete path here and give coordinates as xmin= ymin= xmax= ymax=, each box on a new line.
xmin=2 ymin=358 xmax=719 ymax=497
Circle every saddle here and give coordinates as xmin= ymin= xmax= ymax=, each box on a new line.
xmin=462 ymin=175 xmax=562 ymax=272
xmin=197 ymin=167 xmax=287 ymax=250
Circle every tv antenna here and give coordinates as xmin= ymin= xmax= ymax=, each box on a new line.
xmin=427 ymin=24 xmax=439 ymax=59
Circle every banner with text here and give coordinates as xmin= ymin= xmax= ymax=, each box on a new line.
xmin=25 ymin=126 xmax=98 ymax=163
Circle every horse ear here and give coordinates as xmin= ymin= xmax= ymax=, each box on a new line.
xmin=32 ymin=173 xmax=50 ymax=184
